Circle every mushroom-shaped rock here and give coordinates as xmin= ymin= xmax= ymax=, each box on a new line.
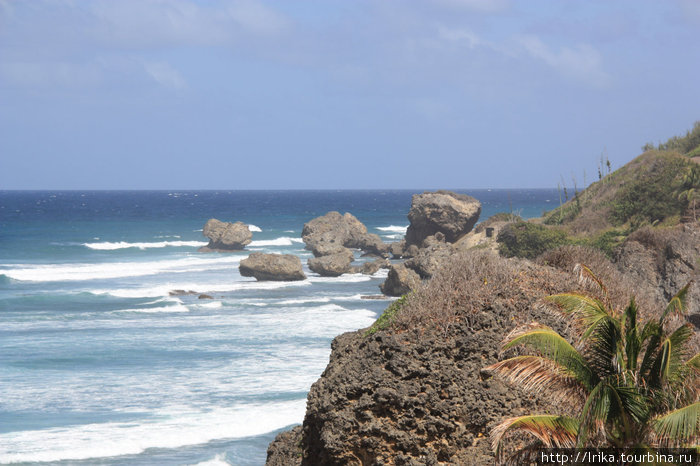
xmin=239 ymin=253 xmax=306 ymax=281
xmin=200 ymin=218 xmax=252 ymax=251
xmin=308 ymin=249 xmax=355 ymax=277
xmin=302 ymin=211 xmax=389 ymax=257
xmin=405 ymin=191 xmax=481 ymax=246
xmin=379 ymin=264 xmax=421 ymax=296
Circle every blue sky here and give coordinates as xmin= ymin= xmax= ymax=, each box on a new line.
xmin=1 ymin=0 xmax=699 ymax=189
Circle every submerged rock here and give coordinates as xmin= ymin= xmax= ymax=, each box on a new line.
xmin=405 ymin=191 xmax=481 ymax=246
xmin=200 ymin=218 xmax=252 ymax=251
xmin=239 ymin=253 xmax=306 ymax=281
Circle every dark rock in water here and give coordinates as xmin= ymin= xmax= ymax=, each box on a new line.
xmin=266 ymin=425 xmax=302 ymax=466
xmin=199 ymin=218 xmax=252 ymax=251
xmin=239 ymin=253 xmax=306 ymax=281
xmin=169 ymin=289 xmax=198 ymax=296
xmin=198 ymin=294 xmax=213 ymax=299
xmin=308 ymin=250 xmax=355 ymax=277
xmin=302 ymin=211 xmax=390 ymax=257
xmin=405 ymin=241 xmax=455 ymax=279
xmin=405 ymin=190 xmax=481 ymax=246
xmin=379 ymin=264 xmax=420 ymax=296
xmin=402 ymin=244 xmax=420 ymax=258
xmin=351 ymin=258 xmax=390 ymax=276
xmin=356 ymin=233 xmax=391 ymax=257
xmin=309 ymin=240 xmax=349 ymax=258
xmin=389 ymin=240 xmax=406 ymax=259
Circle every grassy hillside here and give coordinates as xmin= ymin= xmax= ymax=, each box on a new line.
xmin=498 ymin=122 xmax=700 ymax=259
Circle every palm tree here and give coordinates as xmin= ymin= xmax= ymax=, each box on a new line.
xmin=485 ymin=265 xmax=699 ymax=464
xmin=678 ymin=165 xmax=699 ymax=221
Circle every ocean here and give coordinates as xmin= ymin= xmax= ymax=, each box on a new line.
xmin=0 ymin=190 xmax=556 ymax=465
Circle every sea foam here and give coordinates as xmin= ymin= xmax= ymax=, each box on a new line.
xmin=249 ymin=237 xmax=304 ymax=247
xmin=248 ymin=224 xmax=262 ymax=232
xmin=0 ymin=400 xmax=305 ymax=463
xmin=1 ymin=255 xmax=242 ymax=282
xmin=376 ymin=225 xmax=408 ymax=233
xmin=83 ymin=240 xmax=206 ymax=250
xmin=90 ymin=279 xmax=311 ymax=298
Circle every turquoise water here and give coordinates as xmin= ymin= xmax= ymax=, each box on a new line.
xmin=0 ymin=190 xmax=556 ymax=465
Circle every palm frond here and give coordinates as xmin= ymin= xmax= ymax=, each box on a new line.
xmin=574 ymin=263 xmax=608 ymax=296
xmin=651 ymin=324 xmax=694 ymax=385
xmin=687 ymin=353 xmax=700 ymax=373
xmin=623 ymin=299 xmax=641 ymax=370
xmin=546 ymin=293 xmax=612 ymax=340
xmin=652 ymin=401 xmax=700 ymax=447
xmin=491 ymin=415 xmax=579 ymax=456
xmin=661 ymin=282 xmax=693 ymax=324
xmin=502 ymin=323 xmax=594 ymax=390
xmin=584 ymin=315 xmax=622 ymax=377
xmin=485 ymin=355 xmax=586 ymax=406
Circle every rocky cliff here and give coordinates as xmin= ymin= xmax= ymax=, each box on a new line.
xmin=267 ymin=246 xmax=677 ymax=465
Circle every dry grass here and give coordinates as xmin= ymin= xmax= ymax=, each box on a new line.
xmin=391 ymin=250 xmax=577 ymax=336
xmin=537 ymin=245 xmax=662 ymax=320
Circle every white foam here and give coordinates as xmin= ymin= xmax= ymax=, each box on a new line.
xmin=83 ymin=240 xmax=207 ymax=250
xmin=0 ymin=401 xmax=305 ymax=463
xmin=278 ymin=297 xmax=332 ymax=305
xmin=249 ymin=237 xmax=304 ymax=247
xmin=376 ymin=225 xmax=408 ymax=234
xmin=189 ymin=453 xmax=231 ymax=466
xmin=308 ymin=273 xmax=372 ymax=283
xmin=195 ymin=301 xmax=223 ymax=309
xmin=110 ymin=304 xmax=190 ymax=314
xmin=2 ymin=255 xmax=243 ymax=282
xmin=91 ymin=279 xmax=311 ymax=298
xmin=248 ymin=224 xmax=262 ymax=232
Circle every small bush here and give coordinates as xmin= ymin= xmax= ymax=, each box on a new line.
xmin=497 ymin=222 xmax=572 ymax=259
xmin=365 ymin=295 xmax=408 ymax=336
xmin=608 ymin=153 xmax=688 ymax=227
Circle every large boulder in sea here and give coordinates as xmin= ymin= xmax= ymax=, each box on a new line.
xmin=302 ymin=212 xmax=389 ymax=257
xmin=405 ymin=191 xmax=481 ymax=246
xmin=379 ymin=264 xmax=421 ymax=296
xmin=308 ymin=250 xmax=355 ymax=277
xmin=200 ymin=218 xmax=252 ymax=251
xmin=239 ymin=253 xmax=306 ymax=281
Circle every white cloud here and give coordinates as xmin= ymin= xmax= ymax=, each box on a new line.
xmin=0 ymin=61 xmax=102 ymax=88
xmin=430 ymin=0 xmax=510 ymax=13
xmin=143 ymin=61 xmax=186 ymax=90
xmin=437 ymin=26 xmax=480 ymax=49
xmin=519 ymin=35 xmax=611 ymax=88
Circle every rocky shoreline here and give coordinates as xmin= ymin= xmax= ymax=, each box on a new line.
xmin=196 ymin=184 xmax=698 ymax=465
xmin=258 ymin=182 xmax=699 ymax=464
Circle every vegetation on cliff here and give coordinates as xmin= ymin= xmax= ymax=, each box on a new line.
xmin=497 ymin=122 xmax=700 ymax=261
xmin=486 ymin=267 xmax=699 ymax=464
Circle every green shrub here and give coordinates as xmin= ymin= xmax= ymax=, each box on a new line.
xmin=584 ymin=228 xmax=627 ymax=258
xmin=497 ymin=222 xmax=571 ymax=259
xmin=608 ymin=153 xmax=688 ymax=227
xmin=365 ymin=295 xmax=408 ymax=336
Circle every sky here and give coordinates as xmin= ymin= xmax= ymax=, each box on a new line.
xmin=1 ymin=0 xmax=699 ymax=190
